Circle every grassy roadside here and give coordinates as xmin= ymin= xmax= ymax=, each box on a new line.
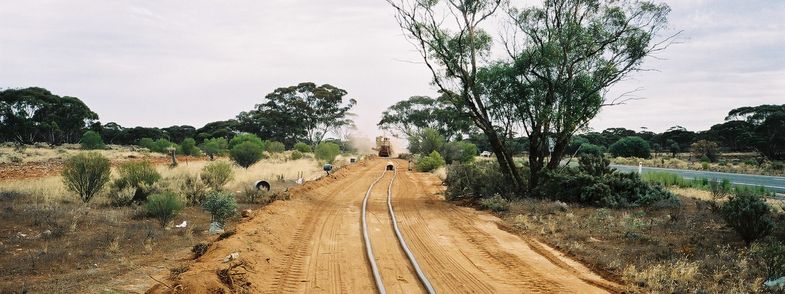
xmin=491 ymin=189 xmax=785 ymax=293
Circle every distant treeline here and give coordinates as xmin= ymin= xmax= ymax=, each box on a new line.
xmin=0 ymin=83 xmax=356 ymax=148
xmin=379 ymin=96 xmax=785 ymax=161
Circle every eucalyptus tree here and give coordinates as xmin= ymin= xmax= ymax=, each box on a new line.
xmin=378 ymin=95 xmax=473 ymax=140
xmin=387 ymin=0 xmax=673 ymax=191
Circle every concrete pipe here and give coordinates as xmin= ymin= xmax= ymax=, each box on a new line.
xmin=255 ymin=180 xmax=271 ymax=191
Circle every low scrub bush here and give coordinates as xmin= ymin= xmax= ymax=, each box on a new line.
xmin=108 ymin=186 xmax=136 ymax=207
xmin=230 ymin=142 xmax=264 ymax=169
xmin=200 ymin=161 xmax=234 ymax=190
xmin=79 ymin=131 xmax=105 ymax=150
xmin=145 ymin=192 xmax=183 ymax=228
xmin=179 ymin=173 xmax=208 ymax=205
xmin=315 ymin=142 xmax=341 ymax=163
xmin=290 ymin=150 xmax=304 ymax=160
xmin=537 ymin=168 xmax=677 ymax=208
xmin=202 ymin=191 xmax=238 ymax=224
xmin=293 ymin=142 xmax=312 ymax=153
xmin=416 ymin=151 xmax=445 ymax=172
xmin=111 ymin=161 xmax=161 ymax=203
xmin=61 ymin=152 xmax=111 ymax=203
xmin=720 ymin=190 xmax=774 ymax=246
xmin=179 ymin=138 xmax=201 ymax=156
xmin=751 ymin=241 xmax=785 ymax=279
xmin=229 ymin=133 xmax=264 ymax=149
xmin=444 ymin=161 xmax=518 ymax=200
xmin=266 ymin=141 xmax=285 ymax=153
xmin=479 ymin=194 xmax=509 ymax=212
xmin=200 ymin=137 xmax=228 ymax=160
xmin=441 ymin=141 xmax=477 ymax=164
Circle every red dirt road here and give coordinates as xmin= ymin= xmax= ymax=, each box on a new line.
xmin=154 ymin=159 xmax=619 ymax=293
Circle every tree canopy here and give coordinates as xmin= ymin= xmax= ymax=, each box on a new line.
xmin=0 ymin=87 xmax=99 ymax=144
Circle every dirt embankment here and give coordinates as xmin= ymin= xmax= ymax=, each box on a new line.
xmin=150 ymin=159 xmax=618 ymax=293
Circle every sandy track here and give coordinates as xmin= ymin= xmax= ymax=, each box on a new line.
xmin=152 ymin=159 xmax=618 ymax=293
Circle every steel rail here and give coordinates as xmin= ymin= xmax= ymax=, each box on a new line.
xmin=386 ymin=164 xmax=437 ymax=294
xmin=362 ymin=169 xmax=389 ymax=294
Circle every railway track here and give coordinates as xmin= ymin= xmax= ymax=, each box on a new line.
xmin=361 ymin=163 xmax=436 ymax=294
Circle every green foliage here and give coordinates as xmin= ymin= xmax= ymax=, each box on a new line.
xmin=0 ymin=87 xmax=99 ymax=144
xmin=537 ymin=168 xmax=677 ymax=208
xmin=609 ymin=136 xmax=652 ymax=159
xmin=236 ymin=82 xmax=356 ymax=146
xmin=444 ymin=161 xmax=518 ymax=201
xmin=642 ymin=172 xmax=774 ymax=198
xmin=138 ymin=138 xmax=155 ymax=150
xmin=720 ymin=190 xmax=774 ymax=246
xmin=179 ymin=138 xmax=200 ymax=156
xmin=61 ymin=152 xmax=111 ymax=203
xmin=314 ymin=142 xmax=341 ymax=163
xmin=200 ymin=161 xmax=234 ymax=190
xmin=577 ymin=143 xmax=605 ymax=157
xmin=80 ymin=131 xmax=105 ymax=150
xmin=229 ymin=133 xmax=264 ymax=150
xmin=202 ymin=191 xmax=238 ymax=224
xmin=230 ymin=142 xmax=264 ymax=169
xmin=290 ymin=150 xmax=304 ymax=160
xmin=578 ymin=154 xmax=612 ymax=177
xmin=479 ymin=194 xmax=509 ymax=212
xmin=293 ymin=142 xmax=312 ymax=153
xmin=408 ymin=128 xmax=445 ymax=155
xmin=147 ymin=138 xmax=174 ymax=153
xmin=377 ymin=95 xmax=474 ymax=140
xmin=200 ymin=137 xmax=229 ymax=160
xmin=145 ymin=192 xmax=183 ymax=228
xmin=179 ymin=173 xmax=208 ymax=206
xmin=416 ymin=151 xmax=445 ymax=172
xmin=112 ymin=161 xmax=161 ymax=202
xmin=266 ymin=141 xmax=286 ymax=153
xmin=441 ymin=141 xmax=477 ymax=164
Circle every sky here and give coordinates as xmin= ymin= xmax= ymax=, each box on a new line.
xmin=1 ymin=0 xmax=784 ymax=141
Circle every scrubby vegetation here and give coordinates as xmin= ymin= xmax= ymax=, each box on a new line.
xmin=200 ymin=137 xmax=228 ymax=160
xmin=290 ymin=150 xmax=304 ymax=160
xmin=202 ymin=191 xmax=238 ymax=225
xmin=293 ymin=142 xmax=312 ymax=153
xmin=200 ymin=161 xmax=234 ymax=191
xmin=720 ymin=190 xmax=775 ymax=246
xmin=314 ymin=142 xmax=340 ymax=163
xmin=415 ymin=151 xmax=445 ymax=172
xmin=145 ymin=192 xmax=184 ymax=228
xmin=230 ymin=142 xmax=264 ymax=169
xmin=111 ymin=161 xmax=162 ymax=203
xmin=266 ymin=141 xmax=286 ymax=153
xmin=79 ymin=131 xmax=105 ymax=150
xmin=61 ymin=152 xmax=111 ymax=203
xmin=609 ymin=136 xmax=652 ymax=159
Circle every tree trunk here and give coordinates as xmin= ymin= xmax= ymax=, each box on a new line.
xmin=484 ymin=129 xmax=525 ymax=193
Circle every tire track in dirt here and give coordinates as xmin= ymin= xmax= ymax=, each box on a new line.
xmin=391 ymin=160 xmax=611 ymax=293
xmin=366 ymin=172 xmax=427 ymax=293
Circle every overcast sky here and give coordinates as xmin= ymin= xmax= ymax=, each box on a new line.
xmin=1 ymin=0 xmax=784 ymax=140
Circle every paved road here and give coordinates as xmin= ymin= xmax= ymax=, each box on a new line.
xmin=611 ymin=164 xmax=785 ymax=194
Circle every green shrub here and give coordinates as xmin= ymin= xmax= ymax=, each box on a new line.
xmin=708 ymin=178 xmax=732 ymax=198
xmin=578 ymin=154 xmax=612 ymax=177
xmin=202 ymin=191 xmax=238 ymax=224
xmin=291 ymin=150 xmax=304 ymax=160
xmin=200 ymin=137 xmax=228 ymax=160
xmin=537 ymin=168 xmax=677 ymax=208
xmin=720 ymin=190 xmax=774 ymax=246
xmin=80 ymin=131 xmax=105 ymax=150
xmin=408 ymin=128 xmax=445 ymax=155
xmin=112 ymin=161 xmax=161 ymax=203
xmin=444 ymin=161 xmax=518 ymax=200
xmin=179 ymin=138 xmax=201 ymax=156
xmin=108 ymin=186 xmax=136 ymax=207
xmin=315 ymin=142 xmax=341 ymax=163
xmin=138 ymin=138 xmax=155 ymax=150
xmin=200 ymin=161 xmax=234 ymax=190
xmin=61 ymin=152 xmax=111 ymax=203
xmin=146 ymin=138 xmax=174 ymax=153
xmin=230 ymin=142 xmax=264 ymax=169
xmin=229 ymin=133 xmax=264 ymax=149
xmin=479 ymin=194 xmax=509 ymax=212
xmin=266 ymin=141 xmax=286 ymax=153
xmin=441 ymin=141 xmax=478 ymax=164
xmin=577 ymin=143 xmax=605 ymax=157
xmin=609 ymin=136 xmax=651 ymax=159
xmin=145 ymin=192 xmax=183 ymax=228
xmin=416 ymin=151 xmax=445 ymax=172
xmin=179 ymin=174 xmax=208 ymax=205
xmin=293 ymin=142 xmax=312 ymax=153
